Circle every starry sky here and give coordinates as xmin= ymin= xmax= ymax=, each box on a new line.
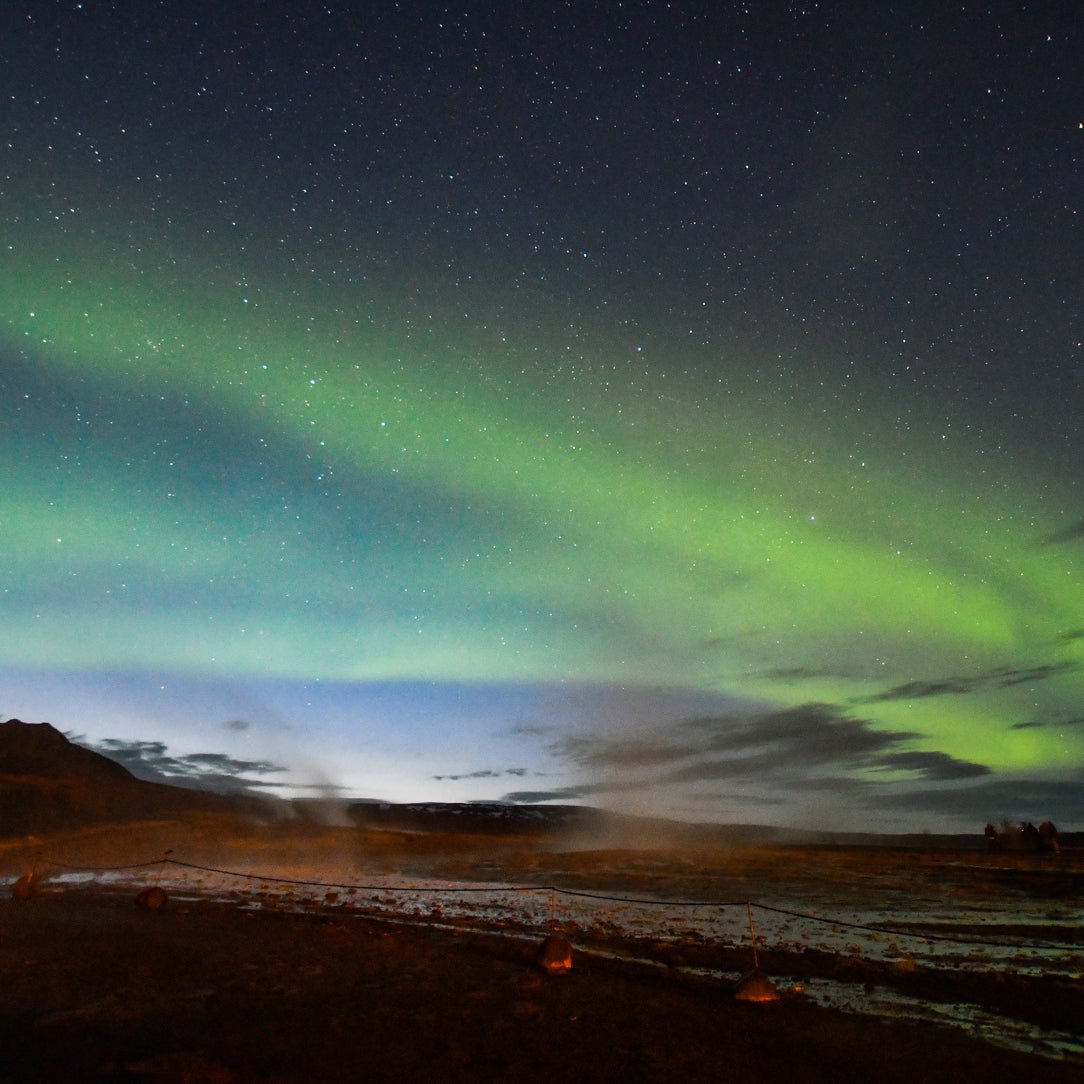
xmin=2 ymin=2 xmax=1082 ymax=832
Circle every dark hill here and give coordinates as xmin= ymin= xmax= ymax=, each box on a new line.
xmin=0 ymin=719 xmax=134 ymax=782
xmin=0 ymin=719 xmax=248 ymax=837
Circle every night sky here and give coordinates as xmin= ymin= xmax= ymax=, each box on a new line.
xmin=2 ymin=2 xmax=1082 ymax=831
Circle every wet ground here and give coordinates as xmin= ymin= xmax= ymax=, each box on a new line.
xmin=2 ymin=820 xmax=1081 ymax=1079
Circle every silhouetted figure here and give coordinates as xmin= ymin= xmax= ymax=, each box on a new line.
xmin=984 ymin=823 xmax=1000 ymax=849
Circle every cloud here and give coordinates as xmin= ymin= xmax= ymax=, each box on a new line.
xmin=994 ymin=664 xmax=1077 ymax=688
xmin=85 ymin=737 xmax=287 ymax=795
xmin=862 ymin=662 xmax=1075 ymax=703
xmin=1010 ymin=716 xmax=1084 ymax=731
xmin=501 ymin=788 xmax=592 ymax=804
xmin=507 ymin=704 xmax=1077 ymax=827
xmin=272 ymin=780 xmax=350 ymax=793
xmin=872 ymin=750 xmax=991 ymax=781
xmin=688 ymin=789 xmax=787 ymax=806
xmin=507 ymin=722 xmax=554 ymax=738
xmin=546 ymin=702 xmax=918 ymax=777
xmin=1042 ymin=519 xmax=1084 ymax=546
xmin=874 ymin=777 xmax=1084 ymax=822
xmin=863 ymin=677 xmax=981 ymax=701
xmin=759 ymin=665 xmax=859 ymax=683
xmin=694 ymin=703 xmax=920 ymax=763
xmin=554 ymin=734 xmax=690 ymax=771
xmin=546 ymin=702 xmax=988 ymax=796
xmin=433 ymin=767 xmax=529 ymax=781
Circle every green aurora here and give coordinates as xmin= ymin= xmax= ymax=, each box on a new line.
xmin=2 ymin=3 xmax=1081 ymax=828
xmin=3 ymin=212 xmax=1081 ymax=786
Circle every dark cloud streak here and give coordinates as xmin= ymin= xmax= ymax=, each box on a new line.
xmin=873 ymin=751 xmax=990 ymax=781
xmin=543 ymin=702 xmax=988 ymax=799
xmin=433 ymin=767 xmax=529 ymax=782
xmin=862 ymin=662 xmax=1076 ymax=704
xmin=875 ymin=778 xmax=1084 ymax=822
xmin=85 ymin=737 xmax=287 ymax=795
xmin=1042 ymin=519 xmax=1084 ymax=546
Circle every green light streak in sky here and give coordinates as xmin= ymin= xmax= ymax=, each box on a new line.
xmin=2 ymin=217 xmax=1082 ymax=774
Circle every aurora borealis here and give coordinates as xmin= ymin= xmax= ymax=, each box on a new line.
xmin=2 ymin=3 xmax=1081 ymax=830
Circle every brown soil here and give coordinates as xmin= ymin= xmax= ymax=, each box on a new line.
xmin=0 ymin=887 xmax=1078 ymax=1084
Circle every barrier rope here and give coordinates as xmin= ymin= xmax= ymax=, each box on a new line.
xmin=165 ymin=857 xmax=548 ymax=893
xmin=42 ymin=858 xmax=172 ymax=873
xmin=29 ymin=854 xmax=1080 ymax=952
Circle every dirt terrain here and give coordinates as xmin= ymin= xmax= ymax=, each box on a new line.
xmin=0 ymin=818 xmax=1081 ymax=1082
xmin=0 ymin=888 xmax=1075 ymax=1084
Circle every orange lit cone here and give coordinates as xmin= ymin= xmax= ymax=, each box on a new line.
xmin=734 ymin=968 xmax=780 ymax=1002
xmin=11 ymin=851 xmax=42 ymax=900
xmin=734 ymin=902 xmax=779 ymax=1001
xmin=135 ymin=849 xmax=171 ymax=911
xmin=536 ymin=934 xmax=573 ymax=974
xmin=11 ymin=873 xmax=35 ymax=900
xmin=135 ymin=885 xmax=168 ymax=912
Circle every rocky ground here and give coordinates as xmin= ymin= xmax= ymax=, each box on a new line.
xmin=0 ymin=881 xmax=1079 ymax=1083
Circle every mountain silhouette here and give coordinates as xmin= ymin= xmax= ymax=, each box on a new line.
xmin=0 ymin=719 xmax=247 ymax=836
xmin=0 ymin=719 xmax=134 ymax=782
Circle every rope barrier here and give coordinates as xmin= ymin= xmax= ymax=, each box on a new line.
xmin=41 ymin=858 xmax=176 ymax=873
xmin=745 ymin=901 xmax=1067 ymax=948
xmin=28 ymin=853 xmax=1080 ymax=952
xmin=550 ymin=891 xmax=1080 ymax=950
xmin=529 ymin=885 xmax=750 ymax=908
xmin=162 ymin=857 xmax=547 ymax=894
